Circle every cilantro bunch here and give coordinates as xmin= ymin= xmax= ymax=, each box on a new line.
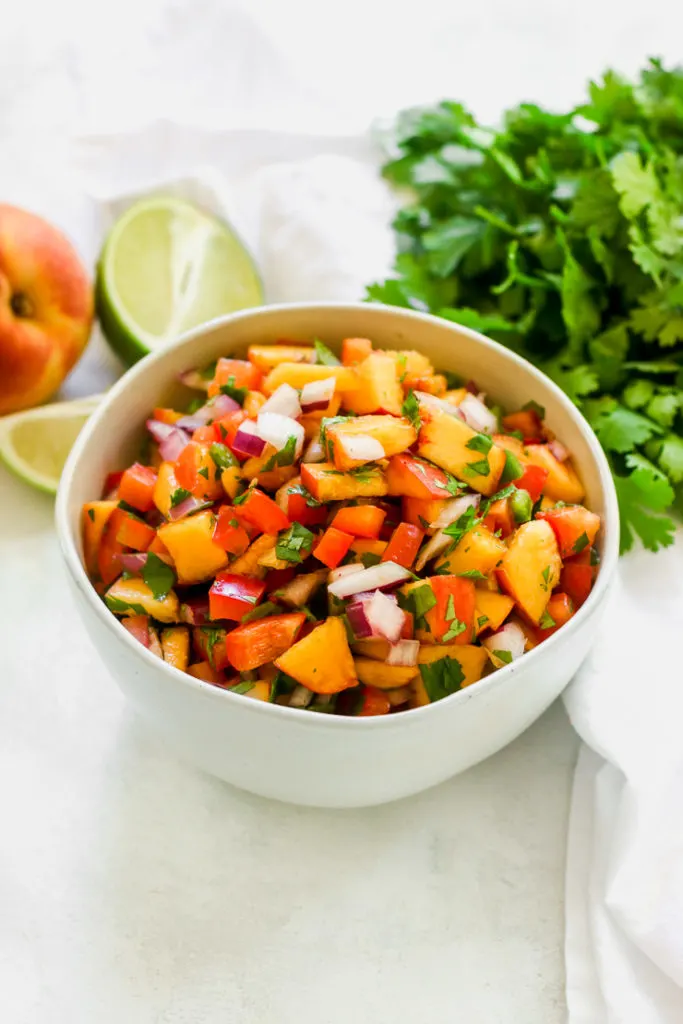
xmin=368 ymin=59 xmax=683 ymax=552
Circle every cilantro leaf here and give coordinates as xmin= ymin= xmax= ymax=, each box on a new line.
xmin=209 ymin=443 xmax=238 ymax=470
xmin=276 ymin=523 xmax=314 ymax=564
xmin=466 ymin=433 xmax=493 ymax=455
xmin=170 ymin=487 xmax=191 ymax=508
xmin=419 ymin=656 xmax=465 ymax=701
xmin=402 ymin=582 xmax=437 ymax=630
xmin=141 ymin=553 xmax=175 ymax=600
xmin=314 ymin=339 xmax=341 ymax=366
xmin=262 ymin=435 xmax=297 ymax=472
xmin=401 ymin=390 xmax=422 ymax=431
xmin=241 ymin=601 xmax=279 ymax=624
xmin=220 ymin=376 xmax=248 ymax=405
xmin=539 ymin=609 xmax=556 ymax=629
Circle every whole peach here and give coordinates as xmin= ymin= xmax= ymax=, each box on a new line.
xmin=0 ymin=205 xmax=93 ymax=414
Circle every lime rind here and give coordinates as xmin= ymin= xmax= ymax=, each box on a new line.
xmin=96 ymin=196 xmax=264 ymax=365
xmin=0 ymin=396 xmax=101 ymax=494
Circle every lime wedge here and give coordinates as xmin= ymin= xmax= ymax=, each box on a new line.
xmin=96 ymin=196 xmax=264 ymax=364
xmin=0 ymin=396 xmax=101 ymax=494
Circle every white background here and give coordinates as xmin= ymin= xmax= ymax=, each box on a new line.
xmin=2 ymin=3 xmax=682 ymax=1021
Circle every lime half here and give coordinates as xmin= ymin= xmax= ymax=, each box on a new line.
xmin=0 ymin=395 xmax=101 ymax=494
xmin=96 ymin=196 xmax=264 ymax=364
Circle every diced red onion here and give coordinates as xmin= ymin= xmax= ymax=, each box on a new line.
xmin=146 ymin=418 xmax=175 ymax=443
xmin=300 ymin=377 xmax=336 ymax=412
xmin=337 ymin=434 xmax=385 ymax=463
xmin=121 ymin=616 xmax=150 ymax=647
xmin=179 ymin=368 xmax=210 ymax=391
xmin=176 ymin=392 xmax=241 ymax=432
xmin=119 ymin=552 xmax=149 ymax=573
xmin=168 ymin=494 xmax=213 ymax=521
xmin=350 ymin=590 xmax=398 ymax=605
xmin=328 ymin=561 xmax=411 ymax=599
xmin=255 ymin=412 xmax=305 ymax=457
xmin=232 ymin=421 xmax=266 ymax=458
xmin=176 ymin=413 xmax=208 ymax=432
xmin=345 ymin=601 xmax=374 ymax=639
xmin=159 ymin=426 xmax=191 ymax=462
xmin=459 ymin=393 xmax=498 ymax=435
xmin=549 ymin=439 xmax=569 ymax=463
xmin=302 ymin=438 xmax=325 ymax=463
xmin=415 ymin=529 xmax=451 ymax=572
xmin=328 ymin=563 xmax=365 ymax=586
xmin=260 ymin=383 xmax=302 ymax=419
xmin=482 ymin=622 xmax=526 ymax=664
xmin=430 ymin=493 xmax=481 ymax=529
xmin=365 ymin=590 xmax=405 ymax=644
xmin=386 ymin=639 xmax=419 ymax=667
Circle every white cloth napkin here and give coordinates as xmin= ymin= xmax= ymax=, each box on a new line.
xmin=75 ymin=121 xmax=683 ymax=1022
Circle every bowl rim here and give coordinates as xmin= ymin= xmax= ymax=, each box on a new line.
xmin=56 ymin=301 xmax=620 ymax=730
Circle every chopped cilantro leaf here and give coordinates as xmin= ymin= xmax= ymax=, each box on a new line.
xmin=445 ymin=594 xmax=456 ymax=621
xmin=456 ymin=569 xmax=488 ymax=579
xmin=220 ymin=376 xmax=248 ymax=405
xmin=540 ymin=565 xmax=552 ymax=592
xmin=590 ymin=547 xmax=601 ymax=566
xmin=401 ymin=390 xmax=422 ymax=431
xmin=87 ymin=508 xmax=95 ymax=522
xmin=209 ymin=443 xmax=238 ymax=470
xmin=197 ymin=466 xmax=209 ymax=480
xmin=117 ymin=500 xmax=144 ymax=519
xmin=361 ymin=552 xmax=382 ymax=568
xmin=170 ymin=487 xmax=191 ymax=508
xmin=419 ymin=655 xmax=465 ymax=702
xmin=141 ymin=553 xmax=175 ymax=600
xmin=466 ymin=433 xmax=493 ymax=455
xmin=572 ymin=531 xmax=590 ymax=554
xmin=314 ymin=339 xmax=341 ymax=366
xmin=241 ymin=601 xmax=279 ymax=623
xmin=463 ymin=456 xmax=490 ymax=477
xmin=500 ymin=450 xmax=524 ymax=485
xmin=493 ymin=649 xmax=513 ymax=665
xmin=539 ymin=609 xmax=556 ymax=629
xmin=522 ymin=400 xmax=545 ymax=420
xmin=477 ymin=615 xmax=489 ymax=628
xmin=230 ymin=681 xmax=254 ymax=695
xmin=262 ymin=435 xmax=297 ymax=472
xmin=233 ymin=482 xmax=256 ymax=506
xmin=105 ymin=596 xmax=147 ymax=616
xmin=441 ymin=617 xmax=466 ymax=642
xmin=288 ymin=483 xmax=322 ymax=507
xmin=405 ymin=582 xmax=437 ymax=629
xmin=276 ymin=523 xmax=314 ymax=563
xmin=199 ymin=627 xmax=224 ymax=668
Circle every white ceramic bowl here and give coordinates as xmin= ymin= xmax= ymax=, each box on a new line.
xmin=56 ymin=303 xmax=619 ymax=808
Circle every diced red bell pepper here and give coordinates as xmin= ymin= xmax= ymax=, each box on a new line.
xmin=118 ymin=463 xmax=158 ymax=512
xmin=356 ymin=686 xmax=391 ymax=716
xmin=424 ymin=575 xmax=476 ymax=644
xmin=193 ymin=626 xmax=231 ymax=671
xmin=224 ymin=613 xmax=306 ymax=672
xmin=515 ymin=464 xmax=548 ymax=502
xmin=386 ymin=453 xmax=451 ymax=499
xmin=174 ymin=441 xmax=222 ymax=500
xmin=212 ymin=506 xmax=251 ymax=555
xmin=401 ymin=610 xmax=414 ymax=639
xmin=331 ymin=504 xmax=386 ymax=539
xmin=112 ymin=508 xmax=156 ymax=551
xmin=536 ymin=504 xmax=601 ymax=559
xmin=559 ymin=549 xmax=594 ymax=608
xmin=341 ymin=337 xmax=372 ymax=366
xmin=213 ymin=409 xmax=247 ymax=448
xmin=97 ymin=519 xmax=126 ymax=585
xmin=103 ymin=470 xmax=124 ymax=498
xmin=381 ymin=522 xmax=424 ymax=569
xmin=313 ymin=527 xmax=354 ymax=569
xmin=209 ymin=573 xmax=267 ymax=621
xmin=208 ymin=357 xmax=262 ymax=398
xmin=286 ymin=488 xmax=329 ymax=527
xmin=238 ymin=488 xmax=290 ymax=534
xmin=502 ymin=409 xmax=543 ymax=442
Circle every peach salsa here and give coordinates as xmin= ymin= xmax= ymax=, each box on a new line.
xmin=82 ymin=338 xmax=601 ymax=716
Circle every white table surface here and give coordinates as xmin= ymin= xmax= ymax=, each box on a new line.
xmin=2 ymin=2 xmax=682 ymax=1020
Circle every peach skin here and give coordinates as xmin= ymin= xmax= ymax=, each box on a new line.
xmin=0 ymin=205 xmax=93 ymax=414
